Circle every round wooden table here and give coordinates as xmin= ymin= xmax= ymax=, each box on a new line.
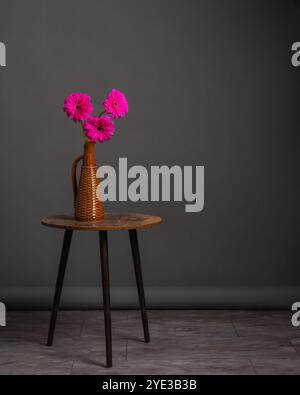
xmin=41 ymin=213 xmax=162 ymax=368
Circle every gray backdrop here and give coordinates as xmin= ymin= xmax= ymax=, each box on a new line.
xmin=0 ymin=0 xmax=299 ymax=309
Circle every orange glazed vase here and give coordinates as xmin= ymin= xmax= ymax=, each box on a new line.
xmin=71 ymin=141 xmax=104 ymax=221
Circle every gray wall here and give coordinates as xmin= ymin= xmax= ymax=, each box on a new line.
xmin=0 ymin=0 xmax=299 ymax=308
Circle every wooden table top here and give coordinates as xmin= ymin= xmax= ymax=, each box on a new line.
xmin=41 ymin=213 xmax=162 ymax=231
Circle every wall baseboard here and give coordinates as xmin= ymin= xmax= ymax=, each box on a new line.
xmin=0 ymin=286 xmax=299 ymax=309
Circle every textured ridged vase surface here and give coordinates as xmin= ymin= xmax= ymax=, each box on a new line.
xmin=72 ymin=142 xmax=104 ymax=221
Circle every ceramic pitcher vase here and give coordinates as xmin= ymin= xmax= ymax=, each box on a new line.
xmin=71 ymin=141 xmax=104 ymax=221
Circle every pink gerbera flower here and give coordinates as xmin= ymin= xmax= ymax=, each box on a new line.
xmin=103 ymin=89 xmax=128 ymax=119
xmin=64 ymin=93 xmax=93 ymax=122
xmin=84 ymin=116 xmax=115 ymax=143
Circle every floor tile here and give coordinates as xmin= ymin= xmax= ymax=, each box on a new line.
xmin=0 ymin=310 xmax=297 ymax=375
xmin=72 ymin=357 xmax=255 ymax=375
xmin=127 ymin=336 xmax=297 ymax=360
xmin=251 ymin=357 xmax=300 ymax=375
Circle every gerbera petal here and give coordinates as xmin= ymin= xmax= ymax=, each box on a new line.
xmin=103 ymin=89 xmax=128 ymax=119
xmin=83 ymin=115 xmax=115 ymax=143
xmin=64 ymin=93 xmax=93 ymax=122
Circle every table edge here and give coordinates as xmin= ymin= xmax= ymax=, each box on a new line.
xmin=41 ymin=214 xmax=163 ymax=231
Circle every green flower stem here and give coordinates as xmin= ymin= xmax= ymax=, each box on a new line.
xmin=99 ymin=110 xmax=106 ymax=117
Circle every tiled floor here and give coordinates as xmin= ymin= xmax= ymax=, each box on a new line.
xmin=0 ymin=310 xmax=299 ymax=375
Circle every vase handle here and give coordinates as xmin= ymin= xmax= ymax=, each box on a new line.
xmin=71 ymin=155 xmax=84 ymax=208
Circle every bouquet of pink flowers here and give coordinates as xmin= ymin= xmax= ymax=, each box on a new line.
xmin=63 ymin=89 xmax=128 ymax=143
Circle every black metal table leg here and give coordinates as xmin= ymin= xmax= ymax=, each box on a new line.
xmin=99 ymin=231 xmax=112 ymax=368
xmin=129 ymin=229 xmax=150 ymax=343
xmin=47 ymin=229 xmax=73 ymax=346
